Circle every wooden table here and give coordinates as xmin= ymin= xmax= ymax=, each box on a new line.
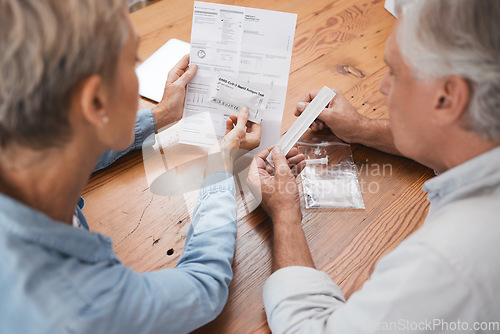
xmin=82 ymin=0 xmax=434 ymax=332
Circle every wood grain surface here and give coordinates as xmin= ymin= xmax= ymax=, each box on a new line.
xmin=82 ymin=0 xmax=433 ymax=332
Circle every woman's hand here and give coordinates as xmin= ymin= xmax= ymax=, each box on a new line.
xmin=151 ymin=54 xmax=197 ymax=130
xmin=205 ymin=107 xmax=261 ymax=177
xmin=221 ymin=107 xmax=262 ymax=153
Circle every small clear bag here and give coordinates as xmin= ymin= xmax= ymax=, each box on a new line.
xmin=298 ymin=139 xmax=365 ymax=209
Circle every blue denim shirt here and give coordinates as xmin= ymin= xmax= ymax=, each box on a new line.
xmin=93 ymin=108 xmax=157 ymax=172
xmin=0 ymin=109 xmax=238 ymax=334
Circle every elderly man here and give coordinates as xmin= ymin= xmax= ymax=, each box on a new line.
xmin=249 ymin=0 xmax=500 ymax=332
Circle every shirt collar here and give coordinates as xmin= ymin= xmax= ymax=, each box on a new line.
xmin=423 ymin=146 xmax=500 ymax=202
xmin=0 ymin=193 xmax=118 ymax=263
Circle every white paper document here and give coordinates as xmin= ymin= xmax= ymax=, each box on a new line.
xmin=136 ymin=38 xmax=190 ymax=102
xmin=384 ymin=0 xmax=397 ymax=17
xmin=180 ymin=1 xmax=297 ymax=150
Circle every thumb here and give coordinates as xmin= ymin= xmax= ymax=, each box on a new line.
xmin=295 ymin=101 xmax=309 ymax=117
xmin=235 ymin=107 xmax=249 ymax=132
xmin=317 ymin=106 xmax=334 ymax=123
xmin=271 ymin=146 xmax=291 ymax=178
xmin=176 ymin=64 xmax=197 ymax=87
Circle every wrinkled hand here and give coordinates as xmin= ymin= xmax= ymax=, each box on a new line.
xmin=247 ymin=146 xmax=306 ymax=221
xmin=295 ymin=87 xmax=367 ymax=143
xmin=152 ymin=54 xmax=197 ymax=129
xmin=205 ymin=107 xmax=261 ymax=176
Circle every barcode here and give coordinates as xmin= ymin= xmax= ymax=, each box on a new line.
xmin=211 ymin=98 xmax=239 ymax=111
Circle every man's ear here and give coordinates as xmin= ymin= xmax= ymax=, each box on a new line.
xmin=433 ymin=75 xmax=470 ymax=126
xmin=75 ymin=75 xmax=109 ymax=128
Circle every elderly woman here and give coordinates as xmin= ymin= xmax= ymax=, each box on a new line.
xmin=0 ymin=0 xmax=264 ymax=333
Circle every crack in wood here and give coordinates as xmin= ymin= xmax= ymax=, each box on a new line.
xmin=152 ymin=236 xmax=160 ymax=246
xmin=119 ymin=194 xmax=154 ymax=243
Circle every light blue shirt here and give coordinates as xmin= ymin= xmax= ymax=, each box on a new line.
xmin=94 ymin=108 xmax=157 ymax=172
xmin=0 ymin=109 xmax=238 ymax=334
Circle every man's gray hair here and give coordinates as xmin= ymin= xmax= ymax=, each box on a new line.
xmin=396 ymin=0 xmax=500 ymax=141
xmin=0 ymin=0 xmax=128 ymax=150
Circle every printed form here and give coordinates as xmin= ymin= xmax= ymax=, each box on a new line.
xmin=180 ymin=1 xmax=297 ymax=150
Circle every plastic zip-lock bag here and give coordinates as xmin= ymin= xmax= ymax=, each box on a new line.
xmin=298 ymin=141 xmax=365 ymax=209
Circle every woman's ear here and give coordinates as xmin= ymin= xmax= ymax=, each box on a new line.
xmin=433 ymin=75 xmax=470 ymax=126
xmin=75 ymin=75 xmax=110 ymax=127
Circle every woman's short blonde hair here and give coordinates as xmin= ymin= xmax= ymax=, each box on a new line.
xmin=0 ymin=0 xmax=128 ymax=149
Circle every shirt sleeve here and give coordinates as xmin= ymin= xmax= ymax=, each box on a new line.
xmin=93 ymin=108 xmax=156 ymax=172
xmin=263 ymin=240 xmax=477 ymax=334
xmin=76 ymin=172 xmax=237 ymax=334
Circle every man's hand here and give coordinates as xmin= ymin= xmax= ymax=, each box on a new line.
xmin=151 ymin=54 xmax=197 ymax=130
xmin=295 ymin=87 xmax=368 ymax=143
xmin=205 ymin=107 xmax=261 ymax=177
xmin=248 ymin=146 xmax=315 ymax=271
xmin=247 ymin=146 xmax=306 ymax=222
xmin=295 ymin=87 xmax=401 ymax=155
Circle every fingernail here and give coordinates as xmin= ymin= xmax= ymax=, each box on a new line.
xmin=273 ymin=146 xmax=282 ymax=154
xmin=297 ymin=102 xmax=306 ymax=111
